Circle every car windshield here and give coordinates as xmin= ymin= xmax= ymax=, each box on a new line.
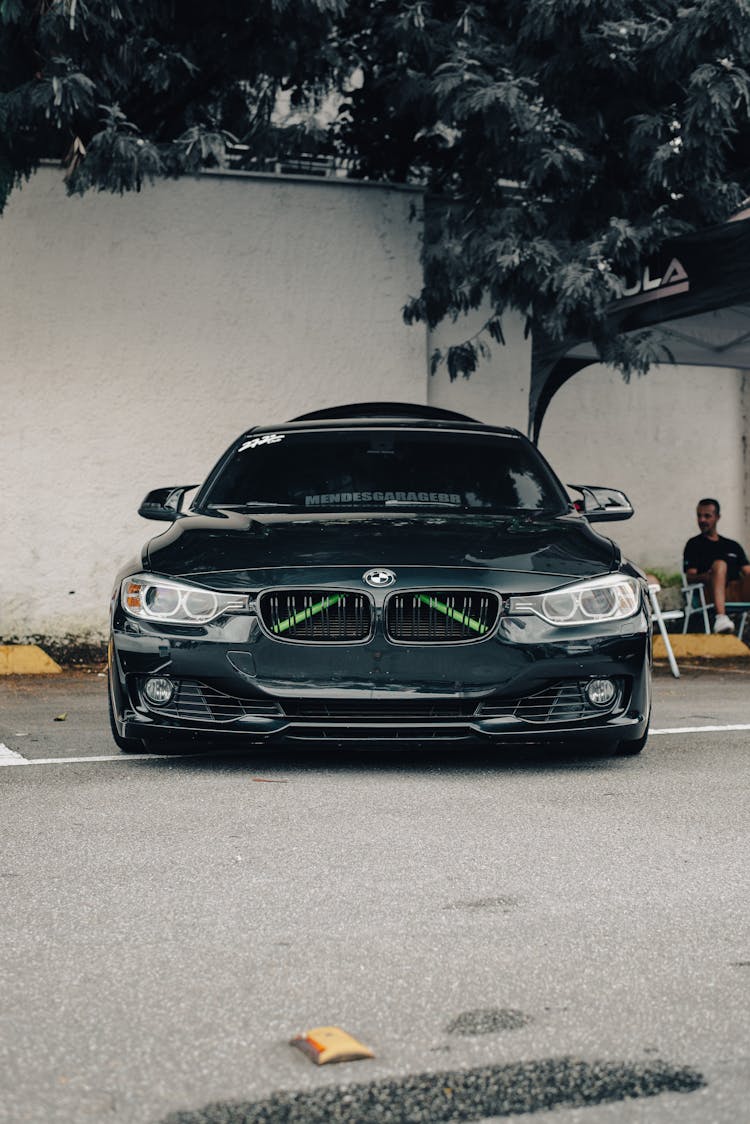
xmin=201 ymin=428 xmax=568 ymax=515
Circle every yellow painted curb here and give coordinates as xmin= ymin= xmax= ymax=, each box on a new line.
xmin=0 ymin=645 xmax=63 ymax=675
xmin=654 ymin=634 xmax=750 ymax=660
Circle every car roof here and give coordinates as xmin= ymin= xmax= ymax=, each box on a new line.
xmin=290 ymin=402 xmax=478 ymax=423
xmin=237 ymin=402 xmax=523 ymax=439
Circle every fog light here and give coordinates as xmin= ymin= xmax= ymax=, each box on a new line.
xmin=585 ymin=678 xmax=617 ymax=707
xmin=144 ymin=676 xmax=175 ymax=705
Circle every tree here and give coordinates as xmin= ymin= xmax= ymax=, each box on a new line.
xmin=0 ymin=0 xmax=343 ymax=203
xmin=335 ymin=0 xmax=750 ymax=376
xmin=3 ymin=0 xmax=750 ymax=379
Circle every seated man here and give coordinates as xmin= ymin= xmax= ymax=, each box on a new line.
xmin=683 ymin=497 xmax=750 ymax=633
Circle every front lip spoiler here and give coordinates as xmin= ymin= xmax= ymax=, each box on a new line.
xmin=123 ymin=710 xmax=647 ymax=745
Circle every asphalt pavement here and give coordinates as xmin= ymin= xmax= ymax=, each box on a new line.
xmin=0 ymin=666 xmax=748 ymax=1124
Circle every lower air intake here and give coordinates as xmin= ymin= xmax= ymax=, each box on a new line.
xmin=477 ymin=680 xmax=624 ymax=723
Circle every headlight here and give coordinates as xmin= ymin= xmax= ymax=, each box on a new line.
xmin=510 ymin=575 xmax=641 ymax=627
xmin=121 ymin=574 xmax=247 ymax=624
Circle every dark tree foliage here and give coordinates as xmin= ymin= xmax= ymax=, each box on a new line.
xmin=0 ymin=0 xmax=343 ymax=203
xmin=2 ymin=0 xmax=750 ymax=377
xmin=335 ymin=0 xmax=750 ymax=374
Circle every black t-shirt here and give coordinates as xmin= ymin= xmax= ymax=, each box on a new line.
xmin=683 ymin=534 xmax=749 ymax=580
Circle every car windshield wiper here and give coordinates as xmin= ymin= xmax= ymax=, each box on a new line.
xmin=384 ymin=499 xmax=462 ymax=507
xmin=206 ymin=501 xmax=299 ymax=510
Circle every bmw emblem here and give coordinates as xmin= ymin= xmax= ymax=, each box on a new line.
xmin=363 ymin=568 xmax=396 ymax=588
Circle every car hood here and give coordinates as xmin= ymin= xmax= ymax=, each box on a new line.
xmin=143 ymin=510 xmax=618 ymax=591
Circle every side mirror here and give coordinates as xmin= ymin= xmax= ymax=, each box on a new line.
xmin=138 ymin=485 xmax=199 ymax=522
xmin=569 ymin=484 xmax=634 ymax=522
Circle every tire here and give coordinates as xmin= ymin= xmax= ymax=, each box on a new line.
xmin=585 ymin=737 xmax=621 ymax=755
xmin=139 ymin=736 xmax=196 ymax=756
xmin=614 ymin=719 xmax=650 ymax=757
xmin=108 ymin=679 xmax=146 ymax=753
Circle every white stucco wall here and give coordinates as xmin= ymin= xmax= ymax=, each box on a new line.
xmin=427 ymin=308 xmax=748 ymax=573
xmin=0 ymin=168 xmax=426 ymax=640
xmin=538 ymin=362 xmax=747 ymax=573
xmin=427 ymin=307 xmax=531 ymax=433
xmin=2 ymin=166 xmax=749 ymax=641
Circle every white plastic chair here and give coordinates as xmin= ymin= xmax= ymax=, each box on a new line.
xmin=648 ymin=583 xmax=683 ymax=678
xmin=680 ymin=574 xmax=712 ymax=633
xmin=680 ymin=573 xmax=750 ymax=638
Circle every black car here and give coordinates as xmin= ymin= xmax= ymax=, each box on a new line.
xmin=108 ymin=403 xmax=651 ymax=755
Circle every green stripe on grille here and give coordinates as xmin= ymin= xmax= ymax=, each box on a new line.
xmin=272 ymin=594 xmax=344 ymax=634
xmin=416 ymin=594 xmax=488 ymax=634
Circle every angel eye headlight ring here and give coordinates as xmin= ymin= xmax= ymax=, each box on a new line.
xmin=121 ymin=575 xmax=245 ymax=624
xmin=579 ymin=586 xmax=619 ymax=618
xmin=511 ymin=575 xmax=641 ymax=627
xmin=541 ymin=591 xmax=578 ymax=622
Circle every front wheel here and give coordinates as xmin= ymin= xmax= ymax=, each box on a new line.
xmin=108 ymin=679 xmax=146 ymax=753
xmin=615 ymin=717 xmax=650 ymax=757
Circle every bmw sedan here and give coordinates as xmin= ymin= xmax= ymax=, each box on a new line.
xmin=108 ymin=403 xmax=651 ymax=755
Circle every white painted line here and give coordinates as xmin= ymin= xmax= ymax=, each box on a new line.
xmin=28 ymin=754 xmax=158 ymax=764
xmin=0 ymin=751 xmax=204 ymax=766
xmin=0 ymin=724 xmax=747 ymax=768
xmin=651 ymin=723 xmax=750 ymax=735
xmin=0 ymin=742 xmax=28 ymax=765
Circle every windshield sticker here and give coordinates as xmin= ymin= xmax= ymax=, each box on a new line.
xmin=305 ymin=491 xmax=461 ymax=506
xmin=238 ymin=433 xmax=286 ymax=452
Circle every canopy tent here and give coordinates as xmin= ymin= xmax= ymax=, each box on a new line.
xmin=529 ymin=210 xmax=750 ymax=442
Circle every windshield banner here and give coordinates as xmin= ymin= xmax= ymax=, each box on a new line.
xmin=305 ymin=491 xmax=461 ymax=506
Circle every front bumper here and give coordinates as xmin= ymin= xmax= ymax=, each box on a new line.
xmin=109 ymin=601 xmax=651 ymax=748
